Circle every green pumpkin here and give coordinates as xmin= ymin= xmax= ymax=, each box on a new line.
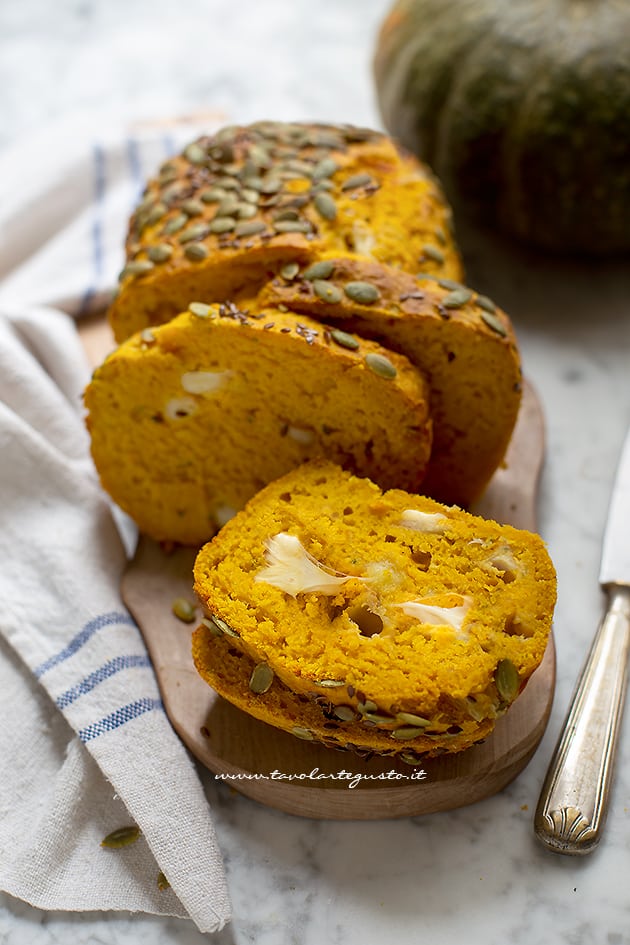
xmin=374 ymin=0 xmax=630 ymax=255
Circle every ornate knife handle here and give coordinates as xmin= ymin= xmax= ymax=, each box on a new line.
xmin=535 ymin=586 xmax=630 ymax=854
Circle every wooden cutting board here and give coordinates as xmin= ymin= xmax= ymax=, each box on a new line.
xmin=80 ymin=319 xmax=555 ymax=819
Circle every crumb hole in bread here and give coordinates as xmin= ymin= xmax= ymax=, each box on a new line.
xmin=343 ymin=506 xmax=353 ymax=516
xmin=347 ymin=605 xmax=384 ymax=637
xmin=497 ymin=568 xmax=516 ymax=584
xmin=384 ymin=534 xmax=396 ymax=542
xmin=279 ymin=492 xmax=292 ymax=502
xmin=504 ymin=613 xmax=534 ymax=637
xmin=410 ymin=548 xmax=432 ymax=569
xmin=327 ymin=602 xmax=344 ymax=622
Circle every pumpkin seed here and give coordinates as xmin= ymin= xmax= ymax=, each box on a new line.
xmin=365 ymin=353 xmax=397 ymax=379
xmin=235 ymin=220 xmax=266 ymax=237
xmin=391 ymin=726 xmax=425 ymax=740
xmin=333 ymin=705 xmax=357 ymax=721
xmin=273 ymin=220 xmax=312 ymax=233
xmin=466 ymin=697 xmax=486 ymax=722
xmin=344 ymin=281 xmax=380 ymax=304
xmin=215 ymin=195 xmax=239 ymax=217
xmin=217 ymin=617 xmax=240 ymax=638
xmin=158 ymin=163 xmax=178 ymax=184
xmin=399 ymin=750 xmax=425 ymax=766
xmin=209 ymin=217 xmax=236 ymax=234
xmin=315 ymin=679 xmax=346 ymax=688
xmin=217 ymin=174 xmax=242 ymax=189
xmin=184 ymin=242 xmax=209 ymax=261
xmin=147 ymin=243 xmax=173 ymax=263
xmin=330 ymin=328 xmax=360 ymax=350
xmin=341 ymin=173 xmax=373 ymax=191
xmin=480 ymin=311 xmax=507 ymax=336
xmin=171 ymin=597 xmax=196 ymax=623
xmin=101 ymin=825 xmax=141 ymax=848
xmin=236 ymin=203 xmax=258 ymax=220
xmin=476 ymin=295 xmax=496 ymax=313
xmin=260 ymin=177 xmax=282 ymax=195
xmin=312 ymin=179 xmax=335 ymax=192
xmin=181 ymin=198 xmax=205 ymax=217
xmin=178 ymin=223 xmax=209 ymax=243
xmin=303 ymin=260 xmax=335 ymax=280
xmin=184 ymin=142 xmax=207 ymax=165
xmin=273 ymin=208 xmax=300 ymax=222
xmin=357 ymin=700 xmax=378 ymax=714
xmin=283 ymin=159 xmax=314 ymax=178
xmin=242 ymin=174 xmax=263 ymax=191
xmin=248 ymin=143 xmax=272 ymax=168
xmin=146 ymin=202 xmax=167 ymax=226
xmin=442 ymin=287 xmax=473 ymax=308
xmin=496 ymin=658 xmax=519 ymax=702
xmin=241 ymin=188 xmax=261 ymax=204
xmin=313 ymin=280 xmax=342 ymax=303
xmin=119 ymin=260 xmax=154 ymax=280
xmin=313 ymin=192 xmax=337 ymax=221
xmin=201 ymin=616 xmax=223 ymax=636
xmin=161 ymin=182 xmax=188 ymax=205
xmin=280 ymin=262 xmax=300 ymax=281
xmin=162 ymin=213 xmax=188 ymax=235
xmin=249 ymin=662 xmax=274 ymax=694
xmin=200 ymin=188 xmax=227 ymax=204
xmin=312 ymin=157 xmax=338 ymax=180
xmin=291 ymin=726 xmax=315 ymax=740
xmin=203 ymin=614 xmax=238 ymax=637
xmin=189 ymin=301 xmax=213 ymax=318
xmin=395 ymin=712 xmax=431 ymax=727
xmin=157 ymin=871 xmax=170 ymax=891
xmin=437 ymin=278 xmax=464 ymax=291
xmin=362 ymin=713 xmax=394 ymax=725
xmin=421 ymin=244 xmax=445 ymax=263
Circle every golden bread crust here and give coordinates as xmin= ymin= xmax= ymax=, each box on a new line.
xmin=108 ymin=121 xmax=462 ymax=342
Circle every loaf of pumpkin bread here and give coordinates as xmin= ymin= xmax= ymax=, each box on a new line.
xmin=84 ymin=304 xmax=432 ymax=544
xmin=192 ymin=461 xmax=556 ymax=759
xmin=108 ymin=120 xmax=463 ymax=342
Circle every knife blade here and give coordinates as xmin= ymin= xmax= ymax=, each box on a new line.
xmin=535 ymin=423 xmax=630 ymax=854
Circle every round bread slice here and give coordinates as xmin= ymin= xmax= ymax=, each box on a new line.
xmin=255 ymin=257 xmax=522 ymax=506
xmin=84 ymin=305 xmax=432 ymax=545
xmin=108 ymin=121 xmax=463 ymax=342
xmin=193 ymin=461 xmax=556 ymax=759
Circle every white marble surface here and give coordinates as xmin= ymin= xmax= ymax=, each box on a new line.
xmin=2 ymin=0 xmax=630 ymax=942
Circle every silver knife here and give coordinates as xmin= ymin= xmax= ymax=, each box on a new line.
xmin=535 ymin=423 xmax=630 ymax=855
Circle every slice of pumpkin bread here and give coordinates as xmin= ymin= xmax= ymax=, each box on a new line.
xmin=193 ymin=461 xmax=556 ymax=759
xmin=255 ymin=256 xmax=522 ymax=506
xmin=84 ymin=304 xmax=432 ymax=545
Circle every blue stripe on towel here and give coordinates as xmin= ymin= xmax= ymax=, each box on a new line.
xmin=78 ymin=697 xmax=164 ymax=742
xmin=78 ymin=141 xmax=106 ymax=316
xmin=34 ymin=611 xmax=137 ymax=678
xmin=56 ymin=654 xmax=152 ymax=709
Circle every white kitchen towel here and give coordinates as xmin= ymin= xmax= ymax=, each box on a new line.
xmin=0 ymin=113 xmax=231 ymax=932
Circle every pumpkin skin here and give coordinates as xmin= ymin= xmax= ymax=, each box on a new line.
xmin=374 ymin=0 xmax=630 ymax=255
